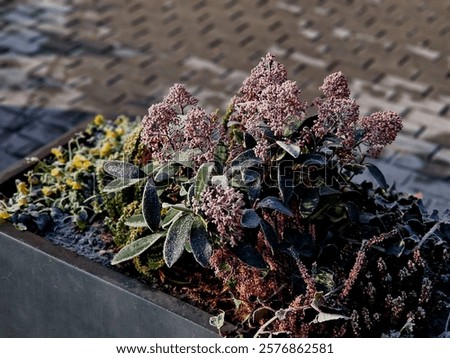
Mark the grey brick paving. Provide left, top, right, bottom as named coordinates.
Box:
left=0, top=0, right=449, bottom=213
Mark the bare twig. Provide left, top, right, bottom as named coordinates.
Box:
left=414, top=212, right=450, bottom=251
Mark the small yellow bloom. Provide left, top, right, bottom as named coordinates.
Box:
left=66, top=178, right=82, bottom=190
left=18, top=197, right=28, bottom=207
left=51, top=148, right=63, bottom=158
left=42, top=186, right=55, bottom=196
left=89, top=148, right=100, bottom=156
left=0, top=211, right=11, bottom=219
left=16, top=181, right=29, bottom=195
left=93, top=114, right=105, bottom=126
left=72, top=154, right=92, bottom=170
left=105, top=129, right=117, bottom=139
left=51, top=167, right=62, bottom=177
left=51, top=147, right=66, bottom=163
left=115, top=127, right=125, bottom=136
left=100, top=142, right=112, bottom=158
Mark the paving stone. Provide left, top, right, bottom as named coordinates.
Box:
left=0, top=0, right=449, bottom=208
left=1, top=132, right=43, bottom=158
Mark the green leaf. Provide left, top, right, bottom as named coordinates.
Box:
left=276, top=140, right=301, bottom=158
left=190, top=217, right=212, bottom=267
left=298, top=154, right=326, bottom=166
left=125, top=214, right=147, bottom=227
left=142, top=179, right=161, bottom=231
left=209, top=311, right=225, bottom=330
left=195, top=162, right=215, bottom=200
left=172, top=149, right=200, bottom=168
left=164, top=215, right=194, bottom=267
left=366, top=163, right=388, bottom=189
left=278, top=160, right=294, bottom=203
left=162, top=203, right=194, bottom=213
left=211, top=175, right=229, bottom=189
left=103, top=161, right=145, bottom=179
left=161, top=208, right=182, bottom=229
left=260, top=219, right=278, bottom=250
left=231, top=243, right=267, bottom=269
left=111, top=233, right=164, bottom=265
left=299, top=188, right=320, bottom=218
left=241, top=209, right=260, bottom=228
left=241, top=169, right=259, bottom=185
left=257, top=196, right=294, bottom=217
left=312, top=312, right=350, bottom=324
left=103, top=178, right=142, bottom=193
left=154, top=163, right=177, bottom=183
left=230, top=149, right=259, bottom=167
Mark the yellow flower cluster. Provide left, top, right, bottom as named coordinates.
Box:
left=66, top=178, right=82, bottom=190
left=71, top=154, right=92, bottom=170
left=51, top=147, right=66, bottom=163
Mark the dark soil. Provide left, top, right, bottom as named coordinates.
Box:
left=44, top=210, right=115, bottom=267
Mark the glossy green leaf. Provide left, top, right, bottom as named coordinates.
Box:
left=164, top=215, right=194, bottom=267
left=260, top=219, right=278, bottom=250
left=190, top=217, right=212, bottom=267
left=111, top=233, right=164, bottom=265
left=232, top=243, right=267, bottom=269
left=257, top=196, right=294, bottom=217
left=241, top=169, right=259, bottom=185
left=276, top=140, right=301, bottom=158
left=298, top=154, right=326, bottom=166
left=241, top=209, right=260, bottom=228
left=230, top=149, right=258, bottom=167
left=278, top=160, right=294, bottom=203
left=366, top=163, right=388, bottom=189
left=299, top=188, right=320, bottom=218
left=142, top=179, right=161, bottom=231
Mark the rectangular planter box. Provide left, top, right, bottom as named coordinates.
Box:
left=0, top=120, right=221, bottom=338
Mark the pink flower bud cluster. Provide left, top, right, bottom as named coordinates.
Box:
left=140, top=84, right=220, bottom=166
left=193, top=185, right=245, bottom=246
left=357, top=111, right=403, bottom=158
left=233, top=53, right=306, bottom=160
left=314, top=71, right=402, bottom=160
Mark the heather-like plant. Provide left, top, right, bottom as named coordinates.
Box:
left=96, top=54, right=449, bottom=337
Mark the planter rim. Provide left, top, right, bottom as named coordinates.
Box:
left=0, top=222, right=221, bottom=337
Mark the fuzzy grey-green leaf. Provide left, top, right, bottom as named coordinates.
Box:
left=125, top=214, right=148, bottom=227
left=103, top=178, right=142, bottom=193
left=111, top=233, right=164, bottom=265
left=164, top=215, right=194, bottom=267
left=195, top=162, right=215, bottom=199
left=103, top=161, right=145, bottom=179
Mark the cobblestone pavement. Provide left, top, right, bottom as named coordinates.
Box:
left=0, top=0, right=449, bottom=212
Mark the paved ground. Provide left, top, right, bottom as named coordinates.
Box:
left=0, top=0, right=449, bottom=212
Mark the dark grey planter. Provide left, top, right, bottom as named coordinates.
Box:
left=0, top=120, right=222, bottom=338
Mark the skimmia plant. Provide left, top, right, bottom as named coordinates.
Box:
left=101, top=54, right=449, bottom=337
left=103, top=54, right=404, bottom=269
left=2, top=54, right=448, bottom=337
